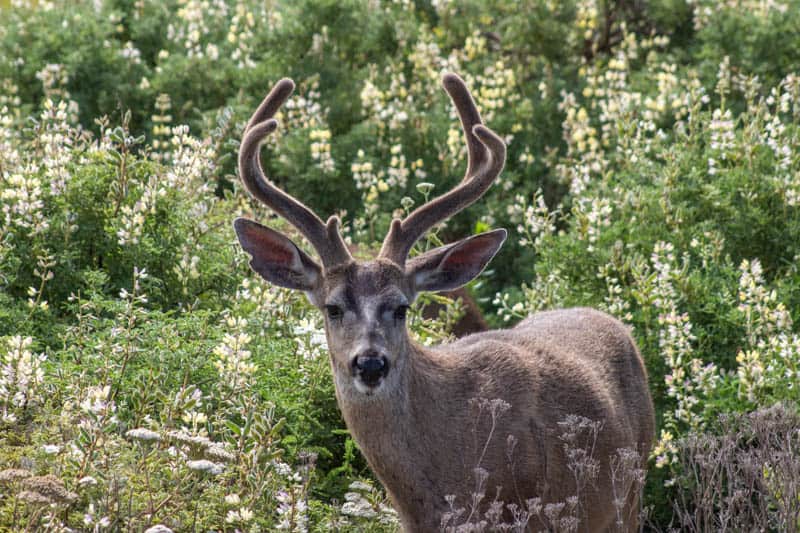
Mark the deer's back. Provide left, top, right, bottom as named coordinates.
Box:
left=431, top=307, right=654, bottom=531
left=449, top=307, right=653, bottom=445
left=527, top=307, right=650, bottom=444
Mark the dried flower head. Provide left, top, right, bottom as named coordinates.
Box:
left=78, top=476, right=98, bottom=487
left=185, top=459, right=224, bottom=475
left=126, top=427, right=162, bottom=442
left=0, top=468, right=32, bottom=484
left=204, top=444, right=235, bottom=463
left=17, top=490, right=52, bottom=505
left=167, top=430, right=211, bottom=448
left=21, top=474, right=77, bottom=503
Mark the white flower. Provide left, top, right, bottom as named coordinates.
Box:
left=126, top=428, right=161, bottom=442
left=42, top=444, right=61, bottom=454
left=225, top=507, right=254, bottom=523
left=205, top=444, right=235, bottom=462
left=144, top=526, right=174, bottom=533
left=1, top=336, right=47, bottom=413
left=186, top=459, right=224, bottom=475
left=342, top=496, right=378, bottom=518
left=166, top=430, right=211, bottom=448
left=348, top=480, right=373, bottom=492
left=80, top=385, right=113, bottom=415
left=78, top=476, right=98, bottom=486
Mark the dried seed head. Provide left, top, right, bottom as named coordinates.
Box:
left=17, top=490, right=52, bottom=505
left=204, top=444, right=235, bottom=463
left=21, top=474, right=77, bottom=504
left=544, top=502, right=565, bottom=523
left=0, top=469, right=32, bottom=484
left=186, top=459, right=224, bottom=475
left=166, top=430, right=211, bottom=448
left=126, top=428, right=162, bottom=442
left=78, top=476, right=98, bottom=486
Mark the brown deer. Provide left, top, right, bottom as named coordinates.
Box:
left=233, top=73, right=655, bottom=531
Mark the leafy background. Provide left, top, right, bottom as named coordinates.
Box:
left=1, top=0, right=799, bottom=530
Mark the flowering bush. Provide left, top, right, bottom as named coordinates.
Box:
left=1, top=0, right=799, bottom=530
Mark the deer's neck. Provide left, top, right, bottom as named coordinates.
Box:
left=335, top=343, right=462, bottom=527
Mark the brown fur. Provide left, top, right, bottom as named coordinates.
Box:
left=233, top=74, right=655, bottom=532
left=349, top=246, right=488, bottom=338
left=328, top=268, right=654, bottom=532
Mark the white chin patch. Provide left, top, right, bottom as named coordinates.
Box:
left=353, top=378, right=383, bottom=395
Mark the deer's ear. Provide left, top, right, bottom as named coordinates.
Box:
left=407, top=229, right=506, bottom=293
left=234, top=218, right=321, bottom=291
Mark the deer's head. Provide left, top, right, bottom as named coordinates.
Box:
left=234, top=74, right=506, bottom=399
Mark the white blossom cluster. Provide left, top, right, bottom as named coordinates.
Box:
left=275, top=484, right=309, bottom=532
left=38, top=100, right=76, bottom=195
left=167, top=0, right=228, bottom=59
left=1, top=165, right=48, bottom=235
left=572, top=197, right=612, bottom=253
left=0, top=336, right=46, bottom=424
left=35, top=63, right=71, bottom=104
left=506, top=189, right=558, bottom=249
left=117, top=124, right=215, bottom=246
left=556, top=95, right=603, bottom=196
left=233, top=276, right=303, bottom=336
left=278, top=80, right=337, bottom=173
left=707, top=108, right=736, bottom=175
left=735, top=259, right=796, bottom=402
left=647, top=242, right=719, bottom=469
left=688, top=0, right=788, bottom=30
left=340, top=480, right=399, bottom=524
left=213, top=316, right=256, bottom=390
left=309, top=128, right=335, bottom=173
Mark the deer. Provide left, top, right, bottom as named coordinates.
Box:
left=233, top=73, right=655, bottom=532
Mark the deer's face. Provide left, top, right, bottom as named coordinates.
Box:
left=234, top=73, right=507, bottom=400
left=235, top=218, right=506, bottom=399
left=314, top=260, right=414, bottom=396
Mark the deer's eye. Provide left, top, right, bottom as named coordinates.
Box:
left=325, top=305, right=344, bottom=320
left=393, top=305, right=409, bottom=321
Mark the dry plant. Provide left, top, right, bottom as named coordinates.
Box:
left=440, top=409, right=649, bottom=533
left=669, top=403, right=800, bottom=532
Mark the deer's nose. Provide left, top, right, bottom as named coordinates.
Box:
left=352, top=351, right=389, bottom=387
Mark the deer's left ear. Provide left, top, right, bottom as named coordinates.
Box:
left=407, top=229, right=507, bottom=293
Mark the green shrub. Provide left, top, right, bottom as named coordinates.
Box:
left=1, top=0, right=799, bottom=530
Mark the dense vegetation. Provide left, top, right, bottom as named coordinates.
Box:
left=1, top=0, right=799, bottom=530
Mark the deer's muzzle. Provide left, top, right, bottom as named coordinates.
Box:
left=352, top=352, right=389, bottom=388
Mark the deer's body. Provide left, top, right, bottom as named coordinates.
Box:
left=233, top=74, right=655, bottom=532
left=340, top=306, right=653, bottom=531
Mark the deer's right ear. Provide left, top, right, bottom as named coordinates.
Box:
left=407, top=229, right=507, bottom=293
left=234, top=218, right=321, bottom=291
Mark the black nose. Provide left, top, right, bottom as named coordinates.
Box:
left=352, top=352, right=389, bottom=387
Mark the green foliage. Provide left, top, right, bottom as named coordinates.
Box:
left=1, top=0, right=800, bottom=530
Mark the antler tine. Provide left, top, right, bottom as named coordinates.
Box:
left=378, top=73, right=506, bottom=266
left=239, top=79, right=352, bottom=269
